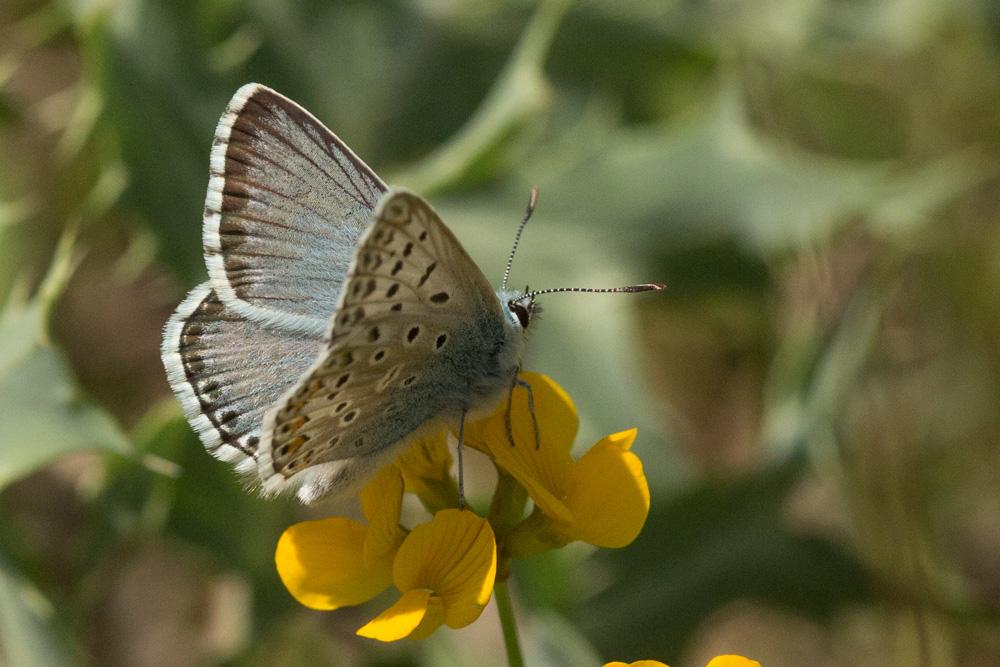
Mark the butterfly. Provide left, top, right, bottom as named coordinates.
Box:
left=161, top=83, right=662, bottom=503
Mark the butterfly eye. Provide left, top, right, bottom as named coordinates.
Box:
left=509, top=301, right=531, bottom=329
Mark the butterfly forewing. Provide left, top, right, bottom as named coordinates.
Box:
left=161, top=283, right=324, bottom=468
left=258, top=190, right=502, bottom=500
left=204, top=83, right=387, bottom=334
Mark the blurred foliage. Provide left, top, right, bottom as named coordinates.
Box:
left=2, top=0, right=1000, bottom=665
left=0, top=229, right=129, bottom=492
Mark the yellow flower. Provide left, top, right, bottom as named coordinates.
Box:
left=394, top=430, right=457, bottom=512
left=275, top=370, right=652, bottom=645
left=706, top=658, right=761, bottom=667
left=357, top=509, right=497, bottom=641
left=604, top=657, right=761, bottom=667
left=464, top=372, right=650, bottom=553
left=275, top=465, right=405, bottom=609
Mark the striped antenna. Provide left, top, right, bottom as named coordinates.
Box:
left=520, top=283, right=665, bottom=301
left=501, top=186, right=539, bottom=290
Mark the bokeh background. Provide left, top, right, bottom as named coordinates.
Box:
left=2, top=0, right=999, bottom=665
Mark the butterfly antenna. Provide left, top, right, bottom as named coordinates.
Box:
left=501, top=186, right=540, bottom=290
left=521, top=283, right=666, bottom=301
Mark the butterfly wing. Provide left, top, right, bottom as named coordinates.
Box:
left=204, top=83, right=387, bottom=335
left=258, top=189, right=512, bottom=503
left=161, top=283, right=324, bottom=469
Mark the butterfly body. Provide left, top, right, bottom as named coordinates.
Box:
left=162, top=83, right=530, bottom=502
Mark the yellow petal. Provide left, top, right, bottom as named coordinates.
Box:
left=560, top=437, right=650, bottom=548
left=603, top=662, right=669, bottom=667
left=407, top=595, right=445, bottom=640
left=464, top=371, right=578, bottom=458
left=605, top=427, right=638, bottom=451
left=487, top=438, right=574, bottom=523
left=360, top=462, right=404, bottom=524
left=465, top=373, right=578, bottom=523
left=356, top=589, right=433, bottom=642
left=276, top=518, right=391, bottom=610
left=394, top=431, right=458, bottom=511
left=705, top=656, right=761, bottom=667
left=503, top=509, right=566, bottom=558
left=392, top=509, right=497, bottom=628
left=359, top=465, right=406, bottom=565
left=395, top=430, right=452, bottom=482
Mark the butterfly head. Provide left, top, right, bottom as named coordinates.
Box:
left=501, top=289, right=542, bottom=331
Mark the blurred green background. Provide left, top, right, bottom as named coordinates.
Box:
left=2, top=0, right=999, bottom=665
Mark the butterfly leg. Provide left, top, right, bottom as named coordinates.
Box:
left=505, top=377, right=517, bottom=448
left=514, top=377, right=542, bottom=450
left=505, top=374, right=541, bottom=449
left=457, top=409, right=467, bottom=510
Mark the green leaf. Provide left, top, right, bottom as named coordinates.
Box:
left=512, top=78, right=889, bottom=257
left=395, top=0, right=570, bottom=193
left=0, top=230, right=129, bottom=490
left=0, top=296, right=45, bottom=378
left=761, top=283, right=887, bottom=461
left=0, top=231, right=72, bottom=375
left=0, top=345, right=130, bottom=490
left=0, top=554, right=74, bottom=667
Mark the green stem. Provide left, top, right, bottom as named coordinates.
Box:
left=494, top=580, right=525, bottom=667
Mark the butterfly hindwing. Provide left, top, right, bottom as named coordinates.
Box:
left=204, top=83, right=387, bottom=335
left=258, top=189, right=506, bottom=502
left=161, top=283, right=324, bottom=469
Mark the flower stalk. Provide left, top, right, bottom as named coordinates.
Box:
left=494, top=580, right=525, bottom=667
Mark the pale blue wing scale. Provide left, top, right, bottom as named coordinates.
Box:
left=203, top=83, right=387, bottom=335
left=161, top=283, right=324, bottom=470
